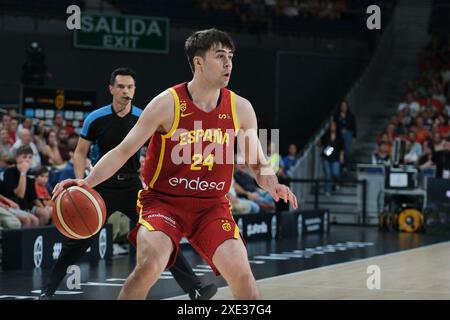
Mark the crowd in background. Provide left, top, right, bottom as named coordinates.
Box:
left=195, top=0, right=349, bottom=20
left=0, top=111, right=88, bottom=234
left=372, top=34, right=450, bottom=177
left=194, top=0, right=350, bottom=33
left=0, top=109, right=302, bottom=235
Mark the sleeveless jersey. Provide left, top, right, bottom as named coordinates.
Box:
left=142, top=82, right=239, bottom=198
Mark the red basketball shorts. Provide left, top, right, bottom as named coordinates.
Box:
left=128, top=189, right=242, bottom=275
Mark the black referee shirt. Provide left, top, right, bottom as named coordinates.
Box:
left=81, top=104, right=142, bottom=188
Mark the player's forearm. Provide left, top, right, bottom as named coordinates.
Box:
left=249, top=163, right=278, bottom=191
left=73, top=151, right=87, bottom=179
left=84, top=148, right=128, bottom=188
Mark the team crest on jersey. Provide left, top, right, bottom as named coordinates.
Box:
left=221, top=220, right=232, bottom=232
left=180, top=100, right=187, bottom=112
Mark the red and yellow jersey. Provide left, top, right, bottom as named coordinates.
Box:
left=142, top=82, right=239, bottom=198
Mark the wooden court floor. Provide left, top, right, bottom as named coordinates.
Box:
left=172, top=241, right=450, bottom=300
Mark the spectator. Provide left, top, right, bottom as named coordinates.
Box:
left=108, top=211, right=130, bottom=255
left=11, top=128, right=41, bottom=169
left=0, top=205, right=21, bottom=232
left=18, top=117, right=34, bottom=133
left=398, top=106, right=413, bottom=127
left=432, top=83, right=447, bottom=105
left=34, top=165, right=52, bottom=208
left=389, top=115, right=405, bottom=136
left=377, top=132, right=393, bottom=153
left=67, top=132, right=79, bottom=150
left=52, top=113, right=74, bottom=136
left=437, top=114, right=450, bottom=138
left=398, top=92, right=420, bottom=116
left=0, top=193, right=39, bottom=228
left=418, top=141, right=435, bottom=170
left=42, top=129, right=64, bottom=167
left=372, top=142, right=391, bottom=166
left=9, top=117, right=19, bottom=145
left=7, top=108, right=18, bottom=119
left=281, top=143, right=299, bottom=178
left=33, top=120, right=48, bottom=154
left=58, top=145, right=77, bottom=181
left=0, top=128, right=14, bottom=168
left=403, top=140, right=420, bottom=165
left=425, top=95, right=444, bottom=114
left=228, top=183, right=260, bottom=214
left=406, top=131, right=423, bottom=158
left=432, top=132, right=445, bottom=151
left=52, top=113, right=65, bottom=133
left=319, top=121, right=343, bottom=196
left=386, top=123, right=398, bottom=142
left=414, top=116, right=430, bottom=144
left=334, top=100, right=356, bottom=173
left=268, top=141, right=283, bottom=176
left=57, top=127, right=71, bottom=162
left=419, top=107, right=435, bottom=131
left=2, top=145, right=51, bottom=225
left=1, top=114, right=11, bottom=132
left=234, top=160, right=275, bottom=212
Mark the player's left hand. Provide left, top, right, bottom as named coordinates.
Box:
left=51, top=179, right=87, bottom=201
left=268, top=184, right=298, bottom=209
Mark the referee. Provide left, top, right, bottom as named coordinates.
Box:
left=40, top=68, right=217, bottom=300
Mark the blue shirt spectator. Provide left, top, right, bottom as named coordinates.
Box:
left=281, top=144, right=299, bottom=177
left=59, top=160, right=75, bottom=181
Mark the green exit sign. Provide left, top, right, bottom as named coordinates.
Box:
left=74, top=13, right=169, bottom=54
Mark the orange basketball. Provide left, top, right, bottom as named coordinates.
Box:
left=52, top=184, right=107, bottom=239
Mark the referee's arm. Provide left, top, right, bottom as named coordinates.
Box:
left=73, top=137, right=92, bottom=179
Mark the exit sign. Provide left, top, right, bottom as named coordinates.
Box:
left=74, top=13, right=169, bottom=54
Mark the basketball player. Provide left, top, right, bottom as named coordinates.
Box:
left=53, top=29, right=297, bottom=299
left=41, top=68, right=217, bottom=300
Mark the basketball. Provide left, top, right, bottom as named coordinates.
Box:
left=52, top=185, right=107, bottom=240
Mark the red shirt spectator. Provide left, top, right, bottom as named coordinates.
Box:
left=35, top=181, right=51, bottom=200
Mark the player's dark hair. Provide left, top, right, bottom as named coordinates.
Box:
left=110, top=67, right=137, bottom=85
left=15, top=145, right=33, bottom=158
left=184, top=28, right=235, bottom=73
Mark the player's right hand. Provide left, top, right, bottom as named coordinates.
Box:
left=51, top=179, right=87, bottom=201
left=268, top=184, right=298, bottom=210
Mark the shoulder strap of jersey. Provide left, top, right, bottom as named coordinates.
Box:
left=229, top=90, right=239, bottom=134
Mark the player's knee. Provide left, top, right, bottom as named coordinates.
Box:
left=134, top=258, right=162, bottom=281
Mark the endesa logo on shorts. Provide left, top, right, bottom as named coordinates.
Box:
left=168, top=177, right=226, bottom=191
